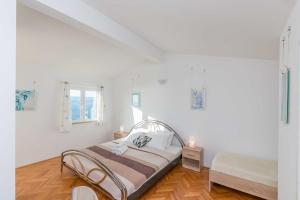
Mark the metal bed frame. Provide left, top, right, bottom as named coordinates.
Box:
left=61, top=120, right=185, bottom=200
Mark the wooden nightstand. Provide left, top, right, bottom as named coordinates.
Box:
left=182, top=146, right=203, bottom=172
left=113, top=131, right=129, bottom=140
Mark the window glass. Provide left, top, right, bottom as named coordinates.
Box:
left=85, top=90, right=97, bottom=120
left=70, top=89, right=81, bottom=121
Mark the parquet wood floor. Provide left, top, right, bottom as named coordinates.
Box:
left=16, top=157, right=262, bottom=200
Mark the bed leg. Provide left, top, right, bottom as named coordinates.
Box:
left=209, top=181, right=213, bottom=192
left=60, top=156, right=64, bottom=174
left=60, top=163, right=63, bottom=174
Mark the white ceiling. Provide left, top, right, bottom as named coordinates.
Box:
left=82, top=0, right=295, bottom=60
left=17, top=5, right=146, bottom=80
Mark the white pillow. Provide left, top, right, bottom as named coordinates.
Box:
left=146, top=131, right=174, bottom=151
left=166, top=131, right=174, bottom=147
left=125, top=131, right=145, bottom=143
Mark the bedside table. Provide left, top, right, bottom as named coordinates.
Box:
left=113, top=131, right=129, bottom=140
left=182, top=146, right=203, bottom=172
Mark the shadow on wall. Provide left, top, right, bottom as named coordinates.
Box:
left=131, top=106, right=157, bottom=124
left=132, top=106, right=143, bottom=124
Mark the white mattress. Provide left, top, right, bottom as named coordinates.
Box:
left=211, top=152, right=277, bottom=188
left=64, top=143, right=182, bottom=200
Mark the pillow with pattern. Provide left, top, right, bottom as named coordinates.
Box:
left=132, top=135, right=152, bottom=148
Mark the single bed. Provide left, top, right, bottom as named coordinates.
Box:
left=61, top=120, right=185, bottom=200
left=209, top=152, right=277, bottom=200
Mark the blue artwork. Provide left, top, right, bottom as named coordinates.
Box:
left=16, top=90, right=36, bottom=111
left=281, top=68, right=290, bottom=124
left=191, top=88, right=206, bottom=110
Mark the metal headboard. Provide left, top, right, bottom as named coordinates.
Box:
left=128, top=120, right=185, bottom=147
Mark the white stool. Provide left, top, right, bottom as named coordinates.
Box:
left=71, top=186, right=99, bottom=200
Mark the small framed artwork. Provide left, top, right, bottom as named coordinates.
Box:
left=281, top=68, right=290, bottom=124
left=16, top=90, right=37, bottom=111
left=191, top=88, right=206, bottom=110
left=132, top=92, right=141, bottom=108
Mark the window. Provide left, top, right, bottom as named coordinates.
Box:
left=70, top=87, right=99, bottom=123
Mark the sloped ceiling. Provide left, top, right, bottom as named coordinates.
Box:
left=82, top=0, right=296, bottom=60
left=17, top=5, right=146, bottom=80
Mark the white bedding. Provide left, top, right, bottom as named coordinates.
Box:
left=211, top=152, right=277, bottom=187
left=64, top=142, right=182, bottom=199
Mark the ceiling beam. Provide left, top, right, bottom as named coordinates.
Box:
left=19, top=0, right=164, bottom=62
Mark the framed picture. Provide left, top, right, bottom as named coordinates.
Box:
left=191, top=88, right=206, bottom=110
left=16, top=90, right=37, bottom=111
left=132, top=92, right=141, bottom=108
left=281, top=68, right=290, bottom=124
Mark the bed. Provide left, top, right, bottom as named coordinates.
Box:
left=61, top=120, right=185, bottom=200
left=209, top=152, right=277, bottom=200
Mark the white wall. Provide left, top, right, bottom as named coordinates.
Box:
left=112, top=54, right=278, bottom=166
left=0, top=0, right=16, bottom=199
left=16, top=66, right=114, bottom=167
left=16, top=5, right=122, bottom=167
left=278, top=1, right=300, bottom=200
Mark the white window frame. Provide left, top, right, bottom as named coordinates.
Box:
left=70, top=85, right=99, bottom=124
